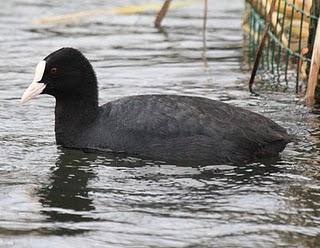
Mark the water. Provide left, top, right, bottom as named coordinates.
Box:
left=1, top=0, right=320, bottom=247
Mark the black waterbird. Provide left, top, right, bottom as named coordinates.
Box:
left=21, top=48, right=291, bottom=165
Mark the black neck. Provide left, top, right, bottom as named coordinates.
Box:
left=54, top=94, right=98, bottom=147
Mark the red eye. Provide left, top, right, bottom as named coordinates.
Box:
left=50, top=67, right=57, bottom=74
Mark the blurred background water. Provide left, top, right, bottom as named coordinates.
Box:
left=0, top=0, right=320, bottom=247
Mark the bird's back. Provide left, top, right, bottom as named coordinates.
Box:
left=86, top=95, right=290, bottom=164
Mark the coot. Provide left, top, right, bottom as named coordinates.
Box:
left=21, top=48, right=291, bottom=165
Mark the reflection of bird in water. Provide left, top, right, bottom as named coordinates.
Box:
left=38, top=149, right=98, bottom=226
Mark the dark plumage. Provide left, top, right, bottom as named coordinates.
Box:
left=21, top=48, right=291, bottom=165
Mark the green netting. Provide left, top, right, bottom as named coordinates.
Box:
left=245, top=0, right=319, bottom=92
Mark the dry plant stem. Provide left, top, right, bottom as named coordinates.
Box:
left=202, top=0, right=208, bottom=66
left=306, top=15, right=320, bottom=106
left=155, top=0, right=172, bottom=28
left=249, top=0, right=277, bottom=94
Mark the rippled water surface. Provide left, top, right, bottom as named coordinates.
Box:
left=1, top=0, right=320, bottom=247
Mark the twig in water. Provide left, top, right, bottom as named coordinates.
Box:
left=306, top=13, right=320, bottom=106
left=155, top=0, right=172, bottom=28
left=248, top=0, right=277, bottom=95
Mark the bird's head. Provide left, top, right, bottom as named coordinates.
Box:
left=21, top=47, right=97, bottom=103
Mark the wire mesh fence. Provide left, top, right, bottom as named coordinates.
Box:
left=244, top=0, right=319, bottom=93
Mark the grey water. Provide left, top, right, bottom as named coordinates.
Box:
left=0, top=0, right=320, bottom=247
